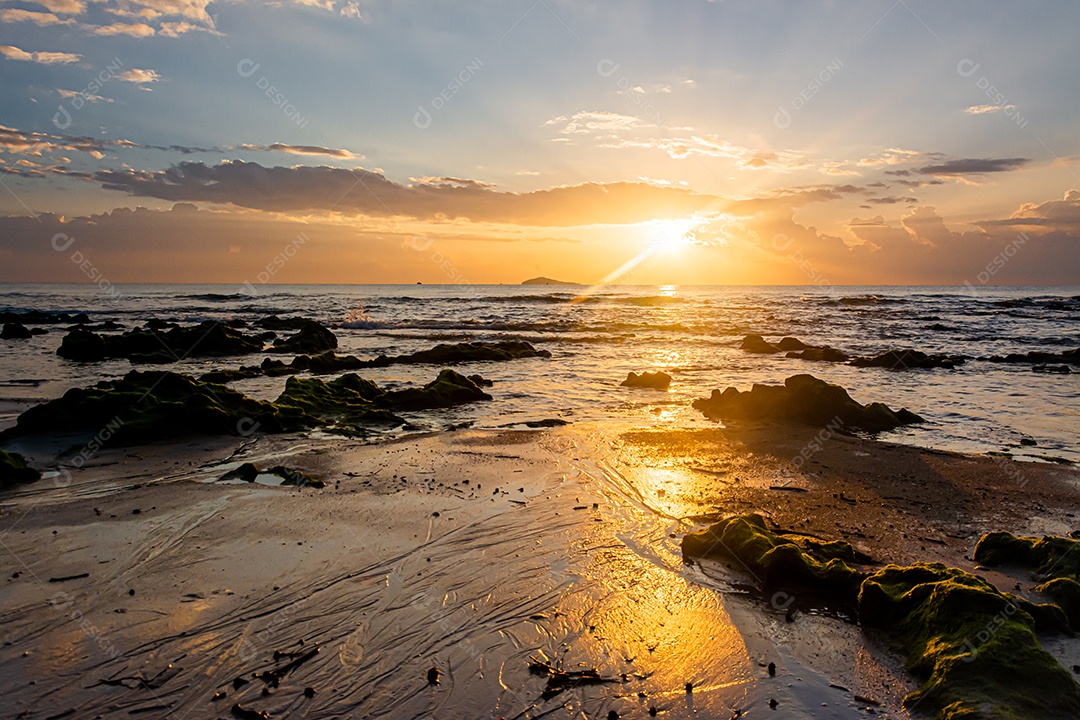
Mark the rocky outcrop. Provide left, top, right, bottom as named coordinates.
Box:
left=270, top=321, right=338, bottom=354
left=1, top=323, right=32, bottom=340
left=987, top=348, right=1080, bottom=366
left=691, top=374, right=923, bottom=432
left=57, top=321, right=264, bottom=363
left=740, top=334, right=782, bottom=354
left=681, top=514, right=1080, bottom=720
left=620, top=371, right=672, bottom=390
left=850, top=349, right=965, bottom=370
left=0, top=450, right=40, bottom=487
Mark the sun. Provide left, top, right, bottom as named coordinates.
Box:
left=649, top=218, right=698, bottom=254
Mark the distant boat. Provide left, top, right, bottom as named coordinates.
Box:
left=521, top=276, right=578, bottom=285
left=416, top=281, right=423, bottom=284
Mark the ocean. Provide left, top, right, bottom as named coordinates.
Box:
left=0, top=283, right=1077, bottom=463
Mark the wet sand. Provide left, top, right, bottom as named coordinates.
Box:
left=1, top=424, right=1077, bottom=719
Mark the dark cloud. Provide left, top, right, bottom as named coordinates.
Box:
left=867, top=196, right=916, bottom=205
left=91, top=160, right=721, bottom=226
left=917, top=157, right=1029, bottom=176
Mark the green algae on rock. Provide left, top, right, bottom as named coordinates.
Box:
left=682, top=514, right=1080, bottom=720
left=270, top=321, right=338, bottom=354
left=859, top=562, right=1080, bottom=719
left=381, top=369, right=493, bottom=410
left=57, top=322, right=264, bottom=363
left=681, top=513, right=869, bottom=609
left=273, top=374, right=402, bottom=427
left=691, top=374, right=923, bottom=432
left=973, top=531, right=1080, bottom=580
left=0, top=449, right=40, bottom=487
left=1, top=371, right=312, bottom=445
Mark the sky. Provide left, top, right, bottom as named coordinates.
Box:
left=0, top=0, right=1078, bottom=286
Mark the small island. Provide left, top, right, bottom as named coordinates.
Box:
left=521, top=276, right=579, bottom=285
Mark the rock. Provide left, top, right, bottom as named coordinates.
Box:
left=777, top=337, right=807, bottom=351
left=57, top=321, right=264, bottom=363
left=0, top=310, right=87, bottom=325
left=691, top=374, right=923, bottom=432
left=786, top=347, right=849, bottom=362
left=849, top=349, right=964, bottom=370
left=1033, top=364, right=1071, bottom=374
left=57, top=327, right=108, bottom=361
left=740, top=334, right=781, bottom=354
left=382, top=369, right=493, bottom=410
left=988, top=348, right=1080, bottom=366
left=220, top=463, right=259, bottom=483
left=1035, top=578, right=1080, bottom=632
left=2, top=371, right=312, bottom=446
left=370, top=340, right=551, bottom=365
left=683, top=515, right=1080, bottom=719
left=973, top=531, right=1080, bottom=579
left=522, top=418, right=569, bottom=428
left=1, top=323, right=32, bottom=340
left=257, top=315, right=312, bottom=331
left=267, top=465, right=325, bottom=488
left=271, top=321, right=338, bottom=354
left=273, top=374, right=402, bottom=426
left=620, top=371, right=671, bottom=390
left=0, top=450, right=40, bottom=487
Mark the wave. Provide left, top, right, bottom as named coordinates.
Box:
left=822, top=295, right=906, bottom=306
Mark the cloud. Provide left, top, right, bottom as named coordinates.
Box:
left=89, top=160, right=722, bottom=226
left=917, top=158, right=1029, bottom=176
left=0, top=44, right=81, bottom=64
left=58, top=88, right=112, bottom=103
left=238, top=142, right=359, bottom=159
left=0, top=8, right=73, bottom=25
left=867, top=195, right=916, bottom=205
left=91, top=22, right=157, bottom=37
left=965, top=104, right=1017, bottom=115
left=0, top=125, right=215, bottom=159
left=29, top=0, right=86, bottom=13
left=116, top=68, right=161, bottom=83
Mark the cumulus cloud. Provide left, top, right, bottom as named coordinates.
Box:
left=0, top=8, right=72, bottom=25
left=91, top=22, right=156, bottom=37
left=116, top=68, right=161, bottom=83
left=0, top=44, right=81, bottom=64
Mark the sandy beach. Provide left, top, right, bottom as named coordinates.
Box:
left=3, top=421, right=1078, bottom=719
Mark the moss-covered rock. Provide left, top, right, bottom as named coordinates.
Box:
left=382, top=369, right=493, bottom=410
left=0, top=450, right=40, bottom=487
left=57, top=321, right=264, bottom=363
left=691, top=374, right=923, bottom=432
left=973, top=531, right=1080, bottom=580
left=860, top=563, right=1080, bottom=719
left=682, top=515, right=1080, bottom=720
left=274, top=374, right=401, bottom=426
left=681, top=513, right=867, bottom=608
left=1, top=371, right=312, bottom=445
left=270, top=321, right=338, bottom=354
left=1035, top=578, right=1080, bottom=632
